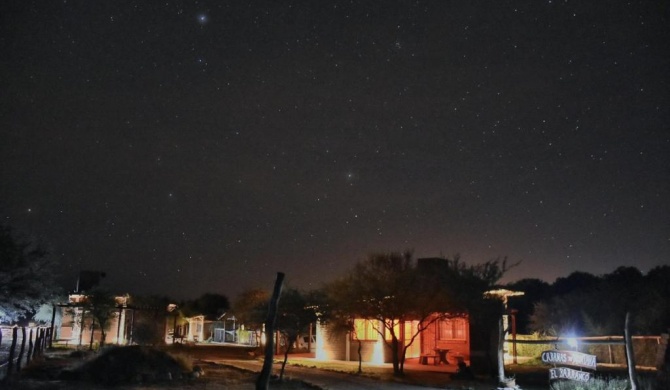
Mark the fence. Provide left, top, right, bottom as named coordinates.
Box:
left=507, top=334, right=668, bottom=369
left=0, top=325, right=53, bottom=381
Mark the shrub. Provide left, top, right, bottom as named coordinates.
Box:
left=77, top=345, right=188, bottom=385
left=549, top=377, right=628, bottom=390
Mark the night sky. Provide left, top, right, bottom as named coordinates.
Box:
left=2, top=1, right=668, bottom=299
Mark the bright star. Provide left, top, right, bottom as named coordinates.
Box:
left=197, top=14, right=208, bottom=25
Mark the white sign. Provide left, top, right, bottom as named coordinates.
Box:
left=541, top=350, right=597, bottom=370
left=549, top=367, right=591, bottom=382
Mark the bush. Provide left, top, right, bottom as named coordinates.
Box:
left=549, top=376, right=657, bottom=390
left=549, top=377, right=628, bottom=390
left=77, top=345, right=189, bottom=385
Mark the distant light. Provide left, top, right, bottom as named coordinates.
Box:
left=567, top=338, right=578, bottom=349
left=197, top=14, right=208, bottom=24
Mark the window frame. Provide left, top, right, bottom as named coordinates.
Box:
left=438, top=317, right=467, bottom=341
left=352, top=319, right=380, bottom=341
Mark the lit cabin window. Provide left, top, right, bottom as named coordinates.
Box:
left=438, top=318, right=466, bottom=340
left=353, top=319, right=379, bottom=341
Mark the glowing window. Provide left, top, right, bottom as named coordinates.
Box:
left=353, top=319, right=379, bottom=341
left=438, top=318, right=467, bottom=340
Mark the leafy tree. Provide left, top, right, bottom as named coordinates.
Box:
left=274, top=288, right=317, bottom=381
left=181, top=293, right=230, bottom=319
left=530, top=294, right=586, bottom=336
left=320, top=277, right=366, bottom=373
left=552, top=271, right=601, bottom=296
left=233, top=288, right=271, bottom=345
left=83, top=289, right=118, bottom=349
left=131, top=295, right=172, bottom=345
left=505, top=278, right=552, bottom=333
left=323, top=251, right=513, bottom=376
left=638, top=265, right=670, bottom=333
left=529, top=266, right=670, bottom=336
left=233, top=287, right=317, bottom=380
left=0, top=225, right=61, bottom=323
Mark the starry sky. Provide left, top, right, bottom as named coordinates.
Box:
left=1, top=1, right=668, bottom=299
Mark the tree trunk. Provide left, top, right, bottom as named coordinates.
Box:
left=89, top=323, right=95, bottom=351
left=116, top=307, right=123, bottom=345
left=256, top=272, right=285, bottom=390
left=279, top=336, right=293, bottom=381
left=357, top=339, right=362, bottom=374
left=391, top=338, right=402, bottom=375
left=625, top=312, right=639, bottom=390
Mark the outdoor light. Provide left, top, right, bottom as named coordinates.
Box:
left=371, top=338, right=385, bottom=365
left=566, top=335, right=578, bottom=349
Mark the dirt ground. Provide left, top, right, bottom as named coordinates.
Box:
left=4, top=346, right=315, bottom=390
left=4, top=344, right=662, bottom=390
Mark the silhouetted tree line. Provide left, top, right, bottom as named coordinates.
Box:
left=506, top=266, right=670, bottom=336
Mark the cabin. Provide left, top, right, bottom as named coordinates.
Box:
left=315, top=257, right=473, bottom=364
left=57, top=293, right=131, bottom=347
left=315, top=315, right=470, bottom=364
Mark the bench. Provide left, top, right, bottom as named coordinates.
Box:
left=419, top=355, right=439, bottom=365
left=54, top=338, right=75, bottom=347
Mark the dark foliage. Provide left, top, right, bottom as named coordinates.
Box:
left=181, top=292, right=230, bottom=320
left=74, top=346, right=187, bottom=385
left=0, top=225, right=61, bottom=323
left=523, top=266, right=670, bottom=336
left=505, top=278, right=552, bottom=333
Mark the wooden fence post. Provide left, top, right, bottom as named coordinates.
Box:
left=35, top=328, right=42, bottom=356
left=40, top=328, right=47, bottom=354
left=16, top=327, right=27, bottom=372
left=657, top=333, right=669, bottom=386
left=256, top=272, right=285, bottom=390
left=27, top=328, right=34, bottom=364
left=6, top=327, right=18, bottom=379
left=49, top=305, right=56, bottom=348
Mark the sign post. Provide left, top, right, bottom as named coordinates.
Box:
left=542, top=349, right=597, bottom=385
